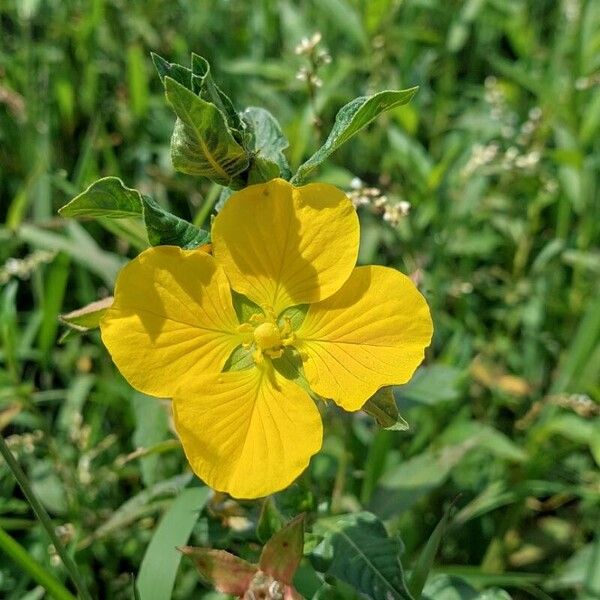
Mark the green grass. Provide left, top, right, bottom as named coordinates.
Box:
left=1, top=0, right=599, bottom=598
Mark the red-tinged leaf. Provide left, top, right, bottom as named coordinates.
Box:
left=259, top=514, right=304, bottom=584
left=179, top=546, right=257, bottom=595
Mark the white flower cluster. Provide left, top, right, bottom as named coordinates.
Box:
left=575, top=72, right=600, bottom=91
left=5, top=429, right=43, bottom=454
left=348, top=177, right=410, bottom=226
left=294, top=31, right=331, bottom=90
left=0, top=250, right=56, bottom=284
left=461, top=77, right=554, bottom=189
left=296, top=67, right=322, bottom=88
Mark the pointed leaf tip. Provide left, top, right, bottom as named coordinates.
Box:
left=180, top=546, right=257, bottom=595
left=259, top=514, right=305, bottom=585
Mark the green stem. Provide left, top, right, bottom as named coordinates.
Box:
left=0, top=434, right=93, bottom=600
left=193, top=182, right=221, bottom=228
left=0, top=524, right=77, bottom=600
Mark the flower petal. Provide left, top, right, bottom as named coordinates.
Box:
left=173, top=366, right=323, bottom=499
left=212, top=178, right=359, bottom=315
left=100, top=246, right=241, bottom=398
left=295, top=266, right=433, bottom=411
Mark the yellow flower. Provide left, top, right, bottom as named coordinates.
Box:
left=100, top=179, right=433, bottom=498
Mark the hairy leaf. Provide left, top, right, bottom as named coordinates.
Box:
left=164, top=77, right=248, bottom=185
left=142, top=195, right=210, bottom=248
left=58, top=177, right=210, bottom=249
left=292, top=87, right=418, bottom=183
left=151, top=52, right=193, bottom=90
left=191, top=53, right=242, bottom=133
left=242, top=107, right=291, bottom=183
left=58, top=177, right=143, bottom=218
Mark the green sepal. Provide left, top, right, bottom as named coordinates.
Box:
left=231, top=290, right=262, bottom=323
left=277, top=304, right=308, bottom=331
left=292, top=87, right=419, bottom=184
left=164, top=77, right=249, bottom=186
left=363, top=387, right=409, bottom=431
left=272, top=347, right=321, bottom=402
left=222, top=345, right=254, bottom=372
left=58, top=296, right=113, bottom=342
left=241, top=107, right=291, bottom=183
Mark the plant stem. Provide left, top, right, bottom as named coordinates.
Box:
left=193, top=182, right=221, bottom=228
left=0, top=524, right=77, bottom=600
left=0, top=434, right=93, bottom=600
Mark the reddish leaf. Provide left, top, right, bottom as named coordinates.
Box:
left=179, top=546, right=257, bottom=595
left=259, top=514, right=304, bottom=584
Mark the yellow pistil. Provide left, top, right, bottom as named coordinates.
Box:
left=237, top=310, right=298, bottom=364
left=253, top=322, right=281, bottom=351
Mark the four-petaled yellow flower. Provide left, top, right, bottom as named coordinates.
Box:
left=100, top=179, right=433, bottom=498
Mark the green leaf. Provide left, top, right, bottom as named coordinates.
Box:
left=257, top=497, right=284, bottom=544
left=58, top=176, right=143, bottom=218
left=422, top=575, right=511, bottom=600
left=408, top=509, right=452, bottom=599
left=0, top=525, right=77, bottom=600
left=164, top=77, right=249, bottom=186
left=142, top=194, right=210, bottom=248
left=397, top=365, right=463, bottom=406
left=78, top=474, right=193, bottom=548
left=369, top=442, right=475, bottom=519
left=363, top=387, right=409, bottom=431
left=242, top=107, right=291, bottom=183
left=311, top=512, right=414, bottom=600
left=151, top=52, right=193, bottom=90
left=131, top=393, right=169, bottom=487
left=59, top=296, right=113, bottom=335
left=191, top=53, right=242, bottom=134
left=292, top=87, right=418, bottom=183
left=137, top=486, right=210, bottom=600
left=58, top=177, right=210, bottom=249
left=38, top=252, right=70, bottom=360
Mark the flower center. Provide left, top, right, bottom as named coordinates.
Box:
left=253, top=322, right=282, bottom=351
left=237, top=309, right=295, bottom=364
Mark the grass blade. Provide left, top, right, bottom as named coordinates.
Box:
left=408, top=507, right=452, bottom=599
left=0, top=525, right=76, bottom=600
left=136, top=486, right=211, bottom=600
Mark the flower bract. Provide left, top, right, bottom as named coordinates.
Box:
left=100, top=178, right=433, bottom=498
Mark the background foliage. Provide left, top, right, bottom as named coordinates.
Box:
left=1, top=0, right=599, bottom=599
